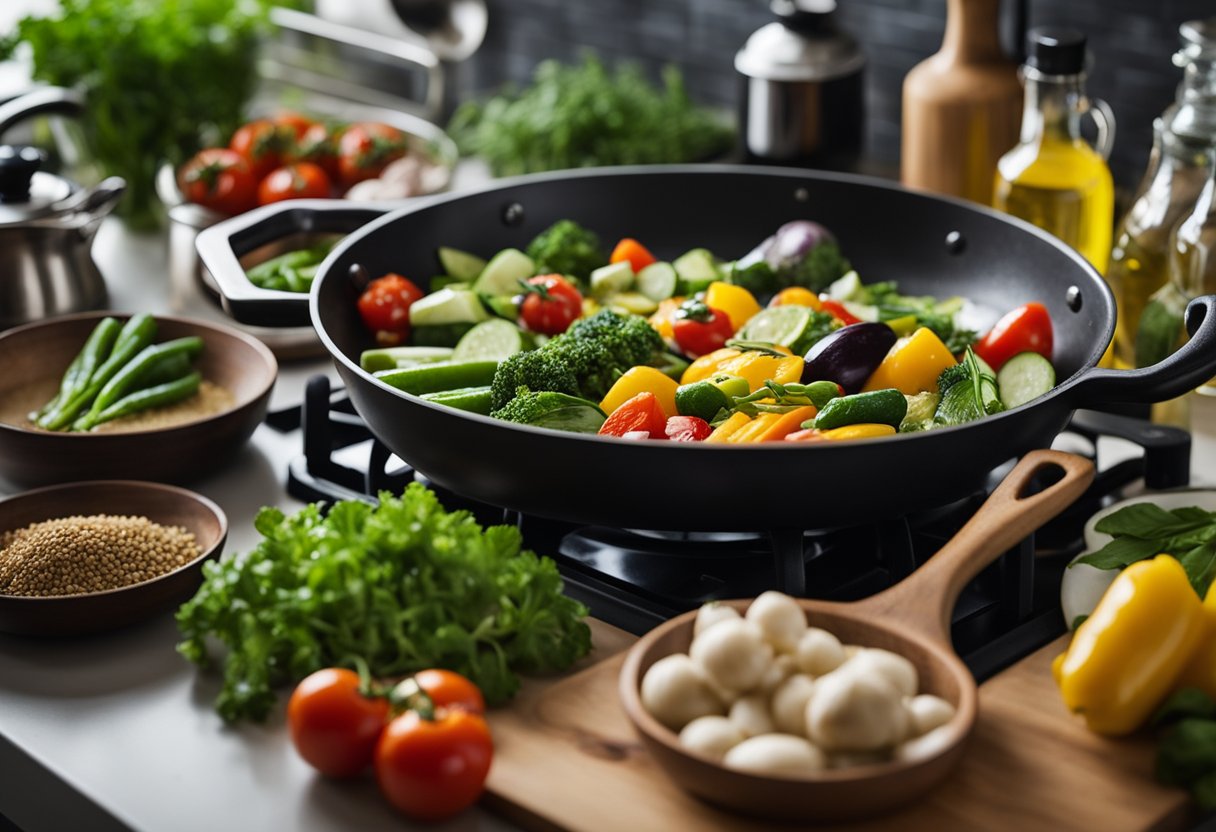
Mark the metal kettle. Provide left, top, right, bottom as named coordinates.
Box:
left=736, top=0, right=866, bottom=169
left=0, top=88, right=125, bottom=330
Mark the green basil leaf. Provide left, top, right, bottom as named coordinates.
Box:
left=1094, top=503, right=1210, bottom=539
left=1074, top=536, right=1167, bottom=571
left=1157, top=719, right=1216, bottom=787
left=1179, top=541, right=1216, bottom=596
left=1192, top=770, right=1216, bottom=811
left=1152, top=688, right=1216, bottom=728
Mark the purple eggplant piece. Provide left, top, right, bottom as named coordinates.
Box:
left=738, top=220, right=835, bottom=273
left=802, top=322, right=897, bottom=394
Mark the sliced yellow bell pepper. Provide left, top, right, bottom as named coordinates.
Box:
left=680, top=347, right=801, bottom=393
left=769, top=287, right=822, bottom=310
left=705, top=411, right=752, bottom=443
left=861, top=327, right=957, bottom=395
left=755, top=406, right=818, bottom=442
left=728, top=412, right=781, bottom=443
left=1055, top=555, right=1206, bottom=736
left=704, top=282, right=762, bottom=331
left=784, top=423, right=896, bottom=442
left=1173, top=580, right=1216, bottom=699
left=647, top=296, right=686, bottom=341
left=599, top=366, right=679, bottom=418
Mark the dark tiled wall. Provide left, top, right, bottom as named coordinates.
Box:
left=456, top=0, right=1215, bottom=193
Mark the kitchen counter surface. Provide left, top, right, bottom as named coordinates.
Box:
left=1, top=206, right=1216, bottom=832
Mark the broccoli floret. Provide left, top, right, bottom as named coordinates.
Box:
left=786, top=241, right=852, bottom=292
left=525, top=220, right=607, bottom=282
left=569, top=310, right=665, bottom=365
left=491, top=388, right=606, bottom=434
left=490, top=350, right=580, bottom=410
left=726, top=260, right=780, bottom=296
left=934, top=348, right=1004, bottom=427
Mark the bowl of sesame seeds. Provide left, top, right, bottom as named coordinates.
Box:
left=0, top=480, right=227, bottom=636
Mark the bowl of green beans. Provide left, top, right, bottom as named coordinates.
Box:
left=0, top=312, right=277, bottom=485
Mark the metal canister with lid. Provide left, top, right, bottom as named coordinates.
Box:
left=735, top=0, right=865, bottom=169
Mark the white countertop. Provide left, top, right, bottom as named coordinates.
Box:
left=1, top=211, right=1215, bottom=832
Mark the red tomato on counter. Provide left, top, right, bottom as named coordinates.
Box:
left=375, top=707, right=493, bottom=821
left=257, top=163, right=332, bottom=206
left=287, top=668, right=390, bottom=778
left=520, top=274, right=583, bottom=335
left=229, top=119, right=290, bottom=179
left=289, top=122, right=342, bottom=180
left=404, top=669, right=486, bottom=715
left=338, top=122, right=408, bottom=187
left=357, top=273, right=426, bottom=346
left=974, top=302, right=1054, bottom=371
left=177, top=148, right=258, bottom=216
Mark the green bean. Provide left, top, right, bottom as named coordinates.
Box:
left=74, top=336, right=203, bottom=430
left=139, top=352, right=192, bottom=388
left=85, top=371, right=201, bottom=430
left=39, top=313, right=157, bottom=430
left=37, top=317, right=121, bottom=421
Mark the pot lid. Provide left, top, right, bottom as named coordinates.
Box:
left=0, top=145, right=73, bottom=225
left=735, top=0, right=866, bottom=83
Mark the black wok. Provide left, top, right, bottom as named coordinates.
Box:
left=197, top=166, right=1216, bottom=531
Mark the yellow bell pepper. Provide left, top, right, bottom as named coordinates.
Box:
left=647, top=296, right=686, bottom=341
left=705, top=411, right=752, bottom=443
left=599, top=366, right=679, bottom=418
left=1055, top=555, right=1207, bottom=736
left=704, top=282, right=762, bottom=331
left=769, top=287, right=822, bottom=310
left=680, top=347, right=802, bottom=392
left=754, top=406, right=818, bottom=442
left=1173, top=580, right=1216, bottom=699
left=729, top=412, right=781, bottom=443
left=861, top=327, right=957, bottom=395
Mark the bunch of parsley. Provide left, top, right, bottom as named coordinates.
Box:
left=177, top=484, right=592, bottom=722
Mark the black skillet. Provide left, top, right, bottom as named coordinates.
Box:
left=196, top=166, right=1216, bottom=531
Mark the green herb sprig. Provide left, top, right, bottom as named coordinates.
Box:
left=1073, top=503, right=1216, bottom=596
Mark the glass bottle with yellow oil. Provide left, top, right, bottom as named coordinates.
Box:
left=1109, top=18, right=1216, bottom=370
left=993, top=28, right=1115, bottom=274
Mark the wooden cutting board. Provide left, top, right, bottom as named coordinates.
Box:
left=484, top=623, right=1194, bottom=832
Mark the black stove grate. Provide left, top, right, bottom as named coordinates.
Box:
left=277, top=375, right=1191, bottom=680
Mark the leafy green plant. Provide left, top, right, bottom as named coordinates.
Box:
left=1074, top=503, right=1216, bottom=596
left=1, top=0, right=270, bottom=229
left=449, top=53, right=734, bottom=176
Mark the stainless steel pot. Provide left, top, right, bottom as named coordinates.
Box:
left=0, top=88, right=125, bottom=330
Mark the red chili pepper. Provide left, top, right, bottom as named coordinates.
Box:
left=819, top=299, right=862, bottom=327
left=973, top=302, right=1053, bottom=371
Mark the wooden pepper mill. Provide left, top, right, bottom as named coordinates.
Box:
left=901, top=0, right=1023, bottom=205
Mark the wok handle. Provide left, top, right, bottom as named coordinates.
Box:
left=853, top=450, right=1095, bottom=648
left=194, top=199, right=388, bottom=328
left=1063, top=295, right=1216, bottom=406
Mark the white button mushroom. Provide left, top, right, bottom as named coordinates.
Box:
left=745, top=591, right=808, bottom=653
left=689, top=618, right=773, bottom=693
left=905, top=694, right=956, bottom=737
left=722, top=734, right=826, bottom=777
left=770, top=674, right=816, bottom=736
left=694, top=602, right=742, bottom=637
left=893, top=724, right=956, bottom=764
left=840, top=648, right=919, bottom=698
left=807, top=670, right=909, bottom=752
left=678, top=715, right=745, bottom=760
left=758, top=653, right=797, bottom=694
left=795, top=627, right=846, bottom=676
left=728, top=693, right=776, bottom=738
left=640, top=653, right=724, bottom=731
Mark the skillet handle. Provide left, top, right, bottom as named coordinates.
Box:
left=195, top=199, right=388, bottom=328
left=1062, top=295, right=1216, bottom=406
left=854, top=450, right=1095, bottom=648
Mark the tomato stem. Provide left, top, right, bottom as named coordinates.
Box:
left=388, top=675, right=438, bottom=721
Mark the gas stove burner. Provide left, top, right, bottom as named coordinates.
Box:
left=280, top=374, right=1192, bottom=680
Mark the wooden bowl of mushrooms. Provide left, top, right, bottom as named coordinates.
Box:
left=619, top=450, right=1095, bottom=822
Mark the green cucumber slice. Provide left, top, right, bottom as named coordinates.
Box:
left=605, top=291, right=659, bottom=315
left=411, top=323, right=478, bottom=347
left=373, top=360, right=499, bottom=395
left=419, top=385, right=494, bottom=414
left=453, top=319, right=532, bottom=362
left=473, top=248, right=535, bottom=296
left=997, top=351, right=1056, bottom=409
left=590, top=261, right=635, bottom=297
left=636, top=262, right=678, bottom=302
left=437, top=247, right=487, bottom=282
left=409, top=288, right=489, bottom=326
left=359, top=346, right=454, bottom=372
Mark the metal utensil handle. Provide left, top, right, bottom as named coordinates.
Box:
left=1062, top=295, right=1216, bottom=406
left=853, top=449, right=1095, bottom=647
left=0, top=87, right=85, bottom=137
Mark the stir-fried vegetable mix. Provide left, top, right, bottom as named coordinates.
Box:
left=353, top=219, right=1058, bottom=442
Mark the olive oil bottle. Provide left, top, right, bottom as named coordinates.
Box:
left=993, top=28, right=1115, bottom=274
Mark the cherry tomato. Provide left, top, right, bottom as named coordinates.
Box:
left=609, top=238, right=657, bottom=273
left=671, top=299, right=734, bottom=357
left=393, top=671, right=479, bottom=715
left=375, top=708, right=493, bottom=822
left=272, top=112, right=315, bottom=141
left=229, top=119, right=289, bottom=179
left=973, top=302, right=1054, bottom=371
left=665, top=415, right=712, bottom=442
left=177, top=148, right=258, bottom=216
left=257, top=163, right=333, bottom=206
left=819, top=299, right=862, bottom=326
left=287, top=668, right=390, bottom=778
left=519, top=274, right=583, bottom=335
left=289, top=122, right=342, bottom=180
left=338, top=122, right=408, bottom=188
left=599, top=392, right=668, bottom=439
left=357, top=273, right=425, bottom=346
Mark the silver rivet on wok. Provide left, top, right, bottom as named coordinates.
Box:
left=1066, top=286, right=1083, bottom=312
left=794, top=187, right=810, bottom=202
left=502, top=202, right=525, bottom=226
left=945, top=231, right=965, bottom=254
left=348, top=263, right=371, bottom=292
